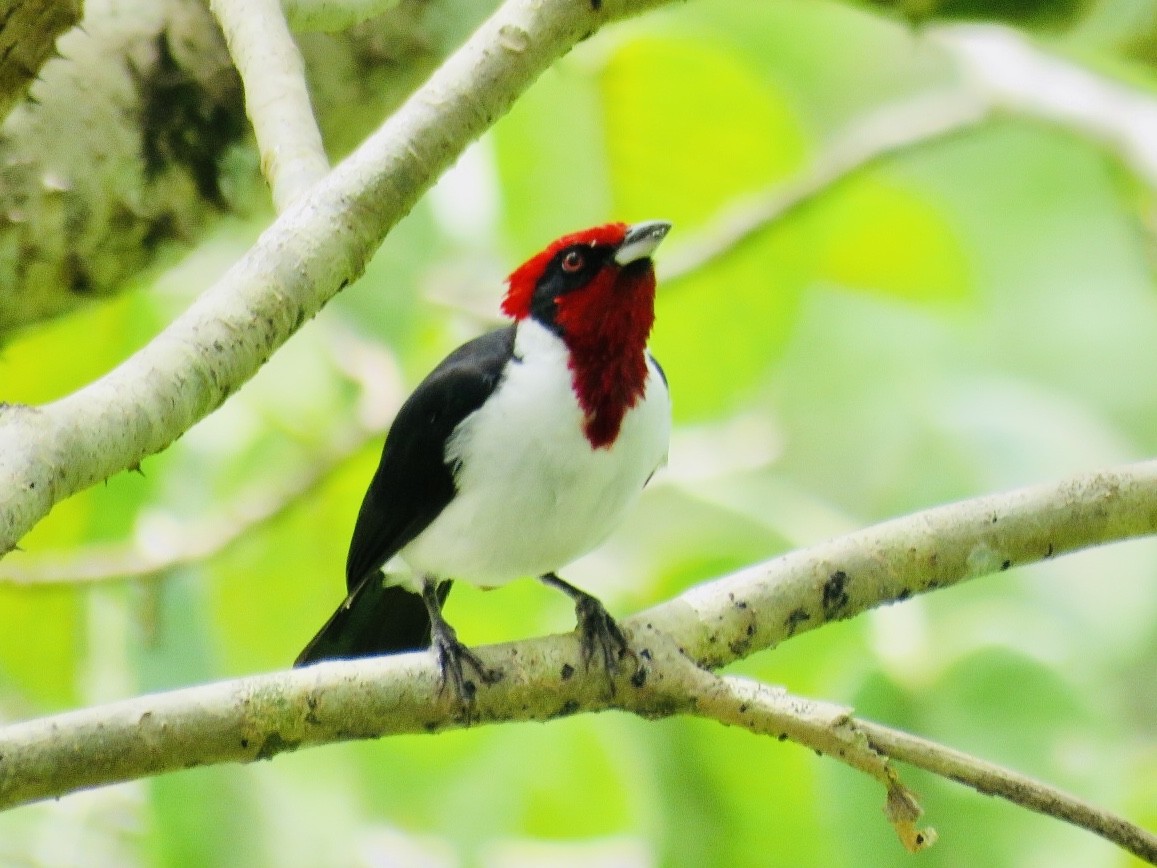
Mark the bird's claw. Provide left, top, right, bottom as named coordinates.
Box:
left=574, top=594, right=629, bottom=672
left=430, top=621, right=502, bottom=712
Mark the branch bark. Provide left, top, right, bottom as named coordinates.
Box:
left=1, top=461, right=1155, bottom=864
left=0, top=0, right=671, bottom=558
left=212, top=0, right=330, bottom=208
left=0, top=0, right=497, bottom=336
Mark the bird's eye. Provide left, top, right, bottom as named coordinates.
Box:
left=561, top=250, right=585, bottom=273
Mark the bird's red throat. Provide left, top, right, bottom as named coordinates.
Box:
left=554, top=265, right=656, bottom=450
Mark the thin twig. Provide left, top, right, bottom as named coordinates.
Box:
left=628, top=637, right=937, bottom=853
left=658, top=89, right=992, bottom=283
left=859, top=720, right=1157, bottom=863
left=660, top=26, right=1157, bottom=284
left=211, top=0, right=330, bottom=208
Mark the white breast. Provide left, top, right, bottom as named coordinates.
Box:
left=396, top=319, right=670, bottom=589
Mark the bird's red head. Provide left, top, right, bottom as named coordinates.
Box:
left=502, top=221, right=671, bottom=449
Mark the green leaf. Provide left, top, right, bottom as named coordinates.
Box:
left=598, top=35, right=808, bottom=228
left=808, top=175, right=972, bottom=303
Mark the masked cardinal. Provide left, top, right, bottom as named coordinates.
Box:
left=297, top=221, right=672, bottom=701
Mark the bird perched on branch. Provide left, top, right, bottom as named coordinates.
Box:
left=296, top=220, right=672, bottom=702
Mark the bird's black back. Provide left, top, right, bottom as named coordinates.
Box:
left=296, top=325, right=516, bottom=665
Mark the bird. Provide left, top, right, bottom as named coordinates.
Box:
left=295, top=220, right=672, bottom=702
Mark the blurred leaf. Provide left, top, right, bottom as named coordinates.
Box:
left=809, top=175, right=973, bottom=303
left=653, top=227, right=813, bottom=421
left=491, top=64, right=613, bottom=249
left=0, top=288, right=161, bottom=404
left=598, top=35, right=808, bottom=229
left=0, top=586, right=80, bottom=708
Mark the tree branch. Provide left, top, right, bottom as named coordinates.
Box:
left=642, top=461, right=1157, bottom=669
left=212, top=0, right=330, bottom=209
left=1, top=461, right=1156, bottom=864
left=857, top=720, right=1157, bottom=862
left=0, top=331, right=402, bottom=586
left=934, top=24, right=1157, bottom=187
left=0, top=0, right=672, bottom=559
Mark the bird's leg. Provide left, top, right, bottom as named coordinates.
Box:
left=421, top=578, right=502, bottom=706
left=540, top=572, right=632, bottom=676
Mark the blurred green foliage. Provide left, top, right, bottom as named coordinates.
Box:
left=0, top=0, right=1156, bottom=866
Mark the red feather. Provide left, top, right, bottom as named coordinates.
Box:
left=501, top=223, right=628, bottom=320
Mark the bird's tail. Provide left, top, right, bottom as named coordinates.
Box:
left=294, top=578, right=452, bottom=666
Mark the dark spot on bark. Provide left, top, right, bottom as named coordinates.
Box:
left=560, top=663, right=575, bottom=680
left=630, top=668, right=646, bottom=688
left=1046, top=543, right=1054, bottom=557
left=728, top=636, right=752, bottom=657
left=784, top=608, right=810, bottom=636
left=305, top=695, right=321, bottom=725
left=745, top=624, right=754, bottom=637
left=240, top=738, right=249, bottom=749
left=1001, top=559, right=1011, bottom=571
left=822, top=570, right=850, bottom=616
left=256, top=732, right=300, bottom=761
left=926, top=580, right=941, bottom=591
left=778, top=733, right=787, bottom=742
left=739, top=703, right=748, bottom=713
left=896, top=589, right=911, bottom=602
left=915, top=833, right=925, bottom=846
left=424, top=720, right=439, bottom=733
left=640, top=648, right=652, bottom=660
left=590, top=0, right=602, bottom=10
left=556, top=699, right=580, bottom=718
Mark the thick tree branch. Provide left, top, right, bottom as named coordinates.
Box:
left=0, top=0, right=671, bottom=559
left=1, top=461, right=1156, bottom=864
left=0, top=331, right=402, bottom=586
left=643, top=461, right=1157, bottom=669
left=212, top=0, right=330, bottom=208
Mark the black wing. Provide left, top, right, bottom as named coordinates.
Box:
left=296, top=326, right=516, bottom=666
left=344, top=324, right=517, bottom=591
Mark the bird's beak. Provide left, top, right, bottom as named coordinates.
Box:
left=614, top=220, right=671, bottom=266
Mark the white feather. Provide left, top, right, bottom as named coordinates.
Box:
left=393, top=319, right=670, bottom=590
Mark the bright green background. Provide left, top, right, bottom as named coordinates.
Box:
left=1, top=0, right=1156, bottom=865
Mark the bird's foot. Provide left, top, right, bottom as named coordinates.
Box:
left=541, top=573, right=639, bottom=691
left=572, top=592, right=631, bottom=675
left=429, top=617, right=502, bottom=709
